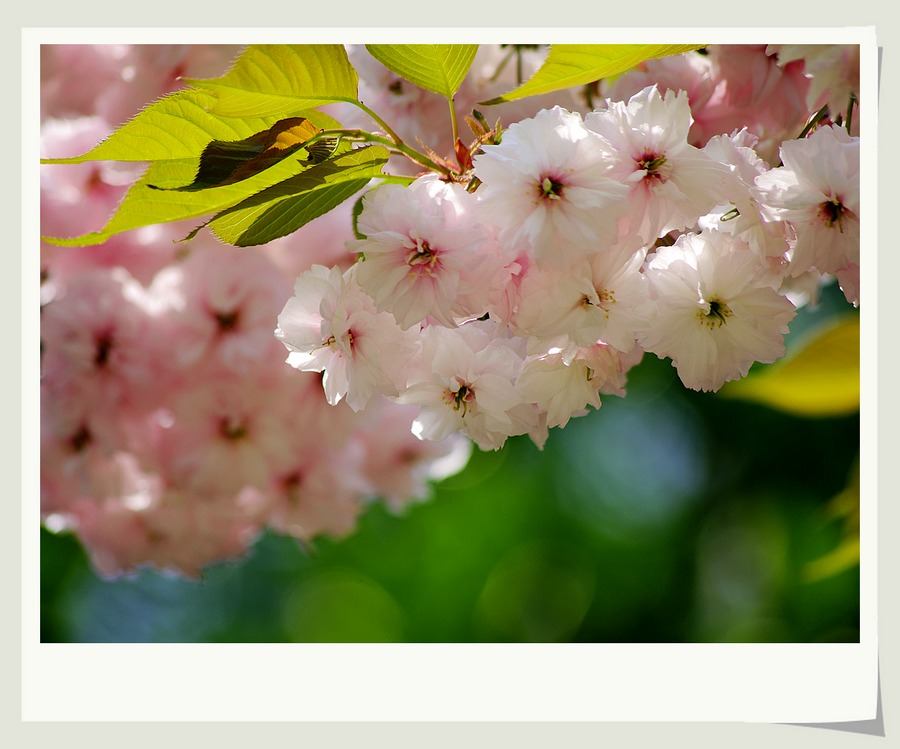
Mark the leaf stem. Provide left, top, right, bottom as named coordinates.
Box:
left=346, top=101, right=453, bottom=177
left=448, top=97, right=459, bottom=146
left=352, top=99, right=404, bottom=144
left=311, top=128, right=452, bottom=177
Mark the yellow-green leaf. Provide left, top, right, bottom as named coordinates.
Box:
left=41, top=146, right=323, bottom=247
left=200, top=145, right=390, bottom=247
left=40, top=89, right=342, bottom=166
left=150, top=117, right=329, bottom=192
left=40, top=89, right=282, bottom=164
left=480, top=44, right=705, bottom=105
left=718, top=315, right=860, bottom=417
left=365, top=44, right=478, bottom=99
left=185, top=44, right=359, bottom=118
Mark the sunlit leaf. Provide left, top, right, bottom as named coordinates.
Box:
left=42, top=148, right=321, bottom=247
left=196, top=145, right=390, bottom=247
left=365, top=44, right=478, bottom=99
left=40, top=89, right=343, bottom=168
left=480, top=44, right=705, bottom=105
left=185, top=44, right=359, bottom=118
left=40, top=89, right=282, bottom=164
left=717, top=315, right=860, bottom=417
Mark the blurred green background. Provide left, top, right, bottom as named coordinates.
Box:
left=40, top=281, right=860, bottom=644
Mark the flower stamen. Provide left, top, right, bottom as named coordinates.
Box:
left=537, top=174, right=565, bottom=201
left=405, top=238, right=440, bottom=277
left=636, top=151, right=668, bottom=183
left=818, top=198, right=847, bottom=232
left=443, top=378, right=476, bottom=416
left=698, top=297, right=733, bottom=329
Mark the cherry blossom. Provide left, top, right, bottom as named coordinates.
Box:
left=472, top=105, right=629, bottom=258
left=754, top=124, right=860, bottom=279
left=638, top=229, right=797, bottom=392
left=396, top=321, right=533, bottom=451
left=584, top=85, right=730, bottom=245
left=275, top=264, right=417, bottom=411
left=351, top=175, right=500, bottom=329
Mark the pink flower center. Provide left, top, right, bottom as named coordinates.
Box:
left=444, top=377, right=476, bottom=416
left=635, top=151, right=668, bottom=183
left=325, top=328, right=356, bottom=354
left=219, top=416, right=249, bottom=441
left=697, top=297, right=733, bottom=329
left=93, top=331, right=113, bottom=369
left=215, top=308, right=240, bottom=332
left=68, top=424, right=92, bottom=453
left=537, top=174, right=566, bottom=202
left=406, top=238, right=441, bottom=277
left=281, top=471, right=304, bottom=500
left=817, top=198, right=848, bottom=231
left=581, top=287, right=616, bottom=312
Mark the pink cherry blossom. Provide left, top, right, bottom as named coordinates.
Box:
left=754, top=124, right=860, bottom=279
left=263, top=438, right=368, bottom=542
left=41, top=266, right=172, bottom=417
left=513, top=246, right=651, bottom=352
left=584, top=85, right=730, bottom=245
left=473, top=105, right=629, bottom=258
left=275, top=264, right=417, bottom=411
left=767, top=44, right=860, bottom=133
left=149, top=375, right=304, bottom=497
left=638, top=229, right=797, bottom=392
left=701, top=45, right=812, bottom=163
left=517, top=346, right=603, bottom=430
left=600, top=49, right=720, bottom=147
left=396, top=321, right=531, bottom=451
left=351, top=175, right=501, bottom=329
left=145, top=238, right=293, bottom=377
left=699, top=129, right=793, bottom=265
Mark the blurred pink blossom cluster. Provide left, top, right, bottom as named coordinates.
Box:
left=39, top=44, right=472, bottom=578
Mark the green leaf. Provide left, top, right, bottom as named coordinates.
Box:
left=197, top=145, right=390, bottom=247
left=40, top=89, right=281, bottom=164
left=42, top=146, right=324, bottom=247
left=364, top=44, right=478, bottom=99
left=717, top=315, right=860, bottom=417
left=150, top=117, right=329, bottom=191
left=40, top=89, right=343, bottom=166
left=185, top=44, right=359, bottom=118
left=480, top=44, right=705, bottom=105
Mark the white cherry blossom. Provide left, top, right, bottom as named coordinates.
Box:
left=472, top=105, right=629, bottom=258
left=754, top=124, right=860, bottom=278
left=585, top=85, right=730, bottom=245
left=638, top=229, right=797, bottom=392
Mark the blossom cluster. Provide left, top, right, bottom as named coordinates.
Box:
left=39, top=43, right=861, bottom=577
left=277, top=61, right=861, bottom=453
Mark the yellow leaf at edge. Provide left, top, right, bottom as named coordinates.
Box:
left=718, top=315, right=860, bottom=417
